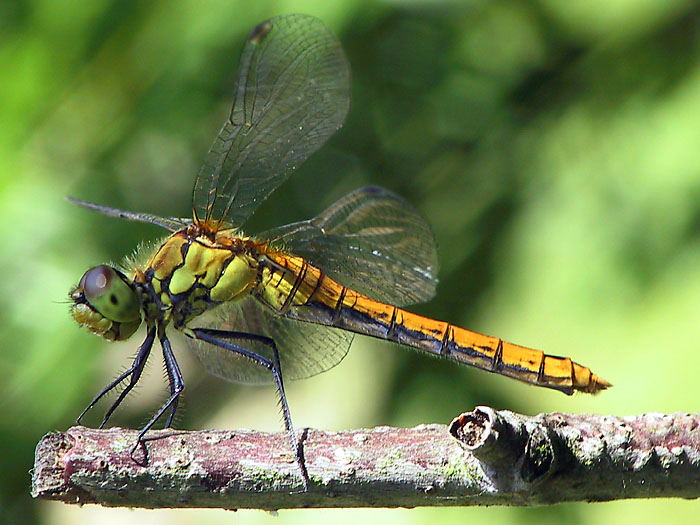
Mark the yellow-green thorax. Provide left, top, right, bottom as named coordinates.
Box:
left=140, top=229, right=259, bottom=328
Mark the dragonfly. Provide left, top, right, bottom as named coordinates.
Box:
left=69, top=14, right=610, bottom=487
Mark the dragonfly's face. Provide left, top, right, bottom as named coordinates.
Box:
left=70, top=265, right=142, bottom=341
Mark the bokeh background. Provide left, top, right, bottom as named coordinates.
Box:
left=3, top=0, right=700, bottom=523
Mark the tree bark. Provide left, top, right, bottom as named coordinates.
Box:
left=31, top=407, right=700, bottom=510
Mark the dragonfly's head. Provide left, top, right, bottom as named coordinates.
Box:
left=70, top=265, right=142, bottom=341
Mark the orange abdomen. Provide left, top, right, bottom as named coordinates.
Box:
left=257, top=252, right=610, bottom=395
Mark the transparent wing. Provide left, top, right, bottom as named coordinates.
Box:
left=68, top=197, right=189, bottom=232
left=187, top=297, right=353, bottom=384
left=192, top=14, right=350, bottom=229
left=261, top=186, right=438, bottom=307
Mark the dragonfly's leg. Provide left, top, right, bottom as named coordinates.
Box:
left=131, top=328, right=184, bottom=458
left=162, top=332, right=182, bottom=429
left=191, top=328, right=292, bottom=437
left=77, top=325, right=156, bottom=427
left=191, top=327, right=309, bottom=490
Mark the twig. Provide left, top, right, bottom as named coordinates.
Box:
left=31, top=407, right=700, bottom=509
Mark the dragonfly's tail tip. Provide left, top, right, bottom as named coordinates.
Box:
left=570, top=362, right=612, bottom=394
left=587, top=374, right=612, bottom=394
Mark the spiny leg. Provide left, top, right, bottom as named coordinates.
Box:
left=77, top=325, right=156, bottom=427
left=191, top=327, right=308, bottom=490
left=162, top=333, right=182, bottom=429
left=131, top=326, right=184, bottom=457
left=192, top=328, right=294, bottom=448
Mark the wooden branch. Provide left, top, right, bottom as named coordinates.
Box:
left=32, top=407, right=700, bottom=509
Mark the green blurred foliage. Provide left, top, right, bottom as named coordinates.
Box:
left=3, top=0, right=700, bottom=523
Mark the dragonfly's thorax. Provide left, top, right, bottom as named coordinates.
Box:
left=139, top=229, right=259, bottom=328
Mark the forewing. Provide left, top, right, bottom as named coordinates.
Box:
left=68, top=197, right=188, bottom=232
left=261, top=186, right=438, bottom=307
left=187, top=297, right=353, bottom=384
left=192, top=14, right=350, bottom=228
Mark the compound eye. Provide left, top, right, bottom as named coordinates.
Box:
left=79, top=265, right=114, bottom=303
left=77, top=265, right=140, bottom=323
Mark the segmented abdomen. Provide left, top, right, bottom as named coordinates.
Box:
left=257, top=252, right=610, bottom=394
